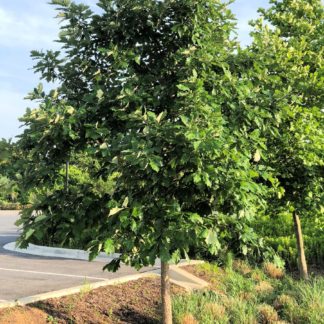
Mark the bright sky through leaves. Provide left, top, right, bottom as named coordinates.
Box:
left=0, top=0, right=269, bottom=139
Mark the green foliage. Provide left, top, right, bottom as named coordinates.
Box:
left=0, top=139, right=24, bottom=208
left=0, top=176, right=17, bottom=201
left=15, top=0, right=323, bottom=275
left=253, top=211, right=324, bottom=269
left=232, top=0, right=324, bottom=271
left=249, top=0, right=324, bottom=218
left=17, top=0, right=274, bottom=271
left=17, top=153, right=116, bottom=249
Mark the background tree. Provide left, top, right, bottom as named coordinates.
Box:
left=0, top=139, right=23, bottom=208
left=247, top=0, right=324, bottom=279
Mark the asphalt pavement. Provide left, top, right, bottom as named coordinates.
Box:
left=0, top=210, right=157, bottom=302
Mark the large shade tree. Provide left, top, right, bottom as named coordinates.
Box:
left=17, top=0, right=274, bottom=322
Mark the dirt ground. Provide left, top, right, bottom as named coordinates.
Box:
left=0, top=277, right=184, bottom=324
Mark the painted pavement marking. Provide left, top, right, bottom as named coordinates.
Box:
left=0, top=267, right=107, bottom=281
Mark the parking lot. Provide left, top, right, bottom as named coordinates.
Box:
left=0, top=211, right=156, bottom=303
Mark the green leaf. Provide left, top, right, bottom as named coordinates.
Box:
left=96, top=89, right=104, bottom=100
left=35, top=214, right=47, bottom=222
left=189, top=213, right=203, bottom=224
left=66, top=106, right=75, bottom=115
left=104, top=239, right=115, bottom=255
left=131, top=219, right=137, bottom=232
left=25, top=228, right=35, bottom=240
left=180, top=115, right=190, bottom=127
left=253, top=149, right=261, bottom=162
left=206, top=230, right=218, bottom=245
left=134, top=55, right=141, bottom=65
left=100, top=143, right=108, bottom=150
left=122, top=197, right=129, bottom=208
left=109, top=207, right=124, bottom=216
left=205, top=230, right=221, bottom=255
left=103, top=259, right=121, bottom=272
left=156, top=111, right=167, bottom=123
left=177, top=84, right=190, bottom=92
left=149, top=160, right=160, bottom=172
left=193, top=173, right=201, bottom=184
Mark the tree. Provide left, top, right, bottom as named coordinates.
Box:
left=0, top=139, right=23, bottom=207
left=248, top=0, right=324, bottom=279
left=17, top=1, right=273, bottom=322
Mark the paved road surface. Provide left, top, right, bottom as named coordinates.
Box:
left=0, top=211, right=157, bottom=302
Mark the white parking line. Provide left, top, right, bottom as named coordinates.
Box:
left=0, top=267, right=107, bottom=281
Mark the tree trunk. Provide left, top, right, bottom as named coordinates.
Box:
left=161, top=261, right=172, bottom=324
left=293, top=211, right=308, bottom=279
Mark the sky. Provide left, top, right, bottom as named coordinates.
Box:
left=0, top=0, right=269, bottom=140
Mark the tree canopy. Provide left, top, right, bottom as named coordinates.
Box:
left=17, top=0, right=275, bottom=268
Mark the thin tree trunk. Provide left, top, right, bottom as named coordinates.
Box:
left=293, top=211, right=308, bottom=279
left=65, top=160, right=69, bottom=193
left=161, top=261, right=172, bottom=324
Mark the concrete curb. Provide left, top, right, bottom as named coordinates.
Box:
left=3, top=242, right=121, bottom=262
left=0, top=271, right=160, bottom=309
left=176, top=260, right=205, bottom=267
left=169, top=265, right=209, bottom=291
left=3, top=242, right=205, bottom=268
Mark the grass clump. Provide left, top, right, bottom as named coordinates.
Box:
left=179, top=313, right=199, bottom=324
left=204, top=303, right=228, bottom=322
left=257, top=304, right=279, bottom=323
left=226, top=298, right=257, bottom=324
left=251, top=268, right=266, bottom=282
left=198, top=262, right=221, bottom=276
left=255, top=281, right=274, bottom=295
left=263, top=262, right=285, bottom=279
left=274, top=294, right=297, bottom=322
left=233, top=260, right=253, bottom=276
left=289, top=278, right=324, bottom=324
left=173, top=291, right=226, bottom=324
left=221, top=268, right=255, bottom=297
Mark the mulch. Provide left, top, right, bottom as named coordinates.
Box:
left=0, top=277, right=185, bottom=324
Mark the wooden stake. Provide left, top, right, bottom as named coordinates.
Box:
left=293, top=211, right=308, bottom=279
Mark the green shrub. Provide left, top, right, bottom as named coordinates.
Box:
left=253, top=211, right=324, bottom=269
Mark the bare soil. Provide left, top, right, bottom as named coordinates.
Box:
left=0, top=277, right=185, bottom=324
